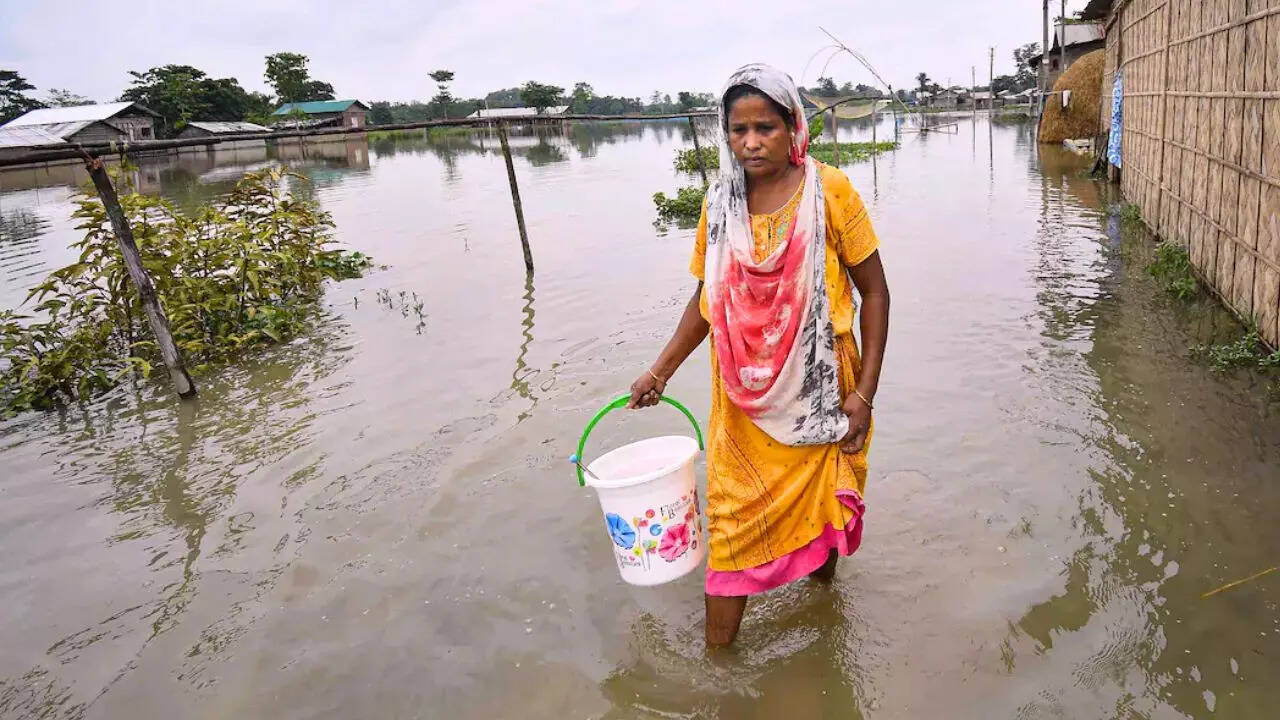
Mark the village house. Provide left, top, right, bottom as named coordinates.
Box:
left=1029, top=20, right=1106, bottom=93
left=176, top=121, right=270, bottom=139
left=271, top=100, right=369, bottom=130
left=0, top=101, right=159, bottom=158
left=466, top=106, right=569, bottom=119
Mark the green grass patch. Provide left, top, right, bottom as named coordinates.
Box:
left=1145, top=242, right=1199, bottom=301
left=809, top=141, right=897, bottom=165
left=1191, top=330, right=1280, bottom=372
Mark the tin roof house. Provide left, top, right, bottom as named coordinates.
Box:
left=0, top=102, right=160, bottom=157
left=272, top=100, right=369, bottom=129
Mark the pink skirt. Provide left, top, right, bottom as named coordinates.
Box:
left=704, top=490, right=865, bottom=597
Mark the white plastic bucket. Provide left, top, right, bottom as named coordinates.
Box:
left=574, top=395, right=705, bottom=586
left=586, top=435, right=704, bottom=585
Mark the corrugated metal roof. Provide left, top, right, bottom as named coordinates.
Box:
left=465, top=106, right=569, bottom=118
left=272, top=100, right=367, bottom=116
left=186, top=121, right=270, bottom=134
left=0, top=126, right=68, bottom=149
left=2, top=101, right=150, bottom=128
left=1055, top=22, right=1106, bottom=50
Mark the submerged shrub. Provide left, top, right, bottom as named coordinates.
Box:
left=653, top=185, right=706, bottom=223
left=0, top=166, right=371, bottom=413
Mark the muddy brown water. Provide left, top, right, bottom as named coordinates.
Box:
left=1, top=118, right=1278, bottom=719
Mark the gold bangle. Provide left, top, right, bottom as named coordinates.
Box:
left=853, top=388, right=874, bottom=410
left=648, top=369, right=666, bottom=385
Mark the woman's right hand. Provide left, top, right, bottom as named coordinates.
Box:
left=627, top=370, right=666, bottom=409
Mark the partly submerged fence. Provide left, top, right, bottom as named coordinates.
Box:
left=1100, top=0, right=1280, bottom=346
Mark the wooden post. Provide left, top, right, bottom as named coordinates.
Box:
left=989, top=46, right=995, bottom=112
left=871, top=104, right=877, bottom=144
left=972, top=66, right=977, bottom=118
left=830, top=109, right=840, bottom=166
left=496, top=121, right=534, bottom=273
left=83, top=156, right=195, bottom=399
left=1059, top=0, right=1067, bottom=77
left=687, top=115, right=708, bottom=188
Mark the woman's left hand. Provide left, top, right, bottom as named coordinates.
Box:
left=840, top=392, right=872, bottom=454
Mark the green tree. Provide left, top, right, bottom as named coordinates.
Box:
left=1013, top=43, right=1040, bottom=91
left=0, top=70, right=44, bottom=123
left=428, top=69, right=455, bottom=118
left=915, top=72, right=932, bottom=94
left=369, top=101, right=393, bottom=125
left=570, top=82, right=595, bottom=113
left=815, top=77, right=838, bottom=95
left=44, top=88, right=92, bottom=107
left=265, top=52, right=335, bottom=103
left=120, top=65, right=262, bottom=136
left=519, top=81, right=564, bottom=113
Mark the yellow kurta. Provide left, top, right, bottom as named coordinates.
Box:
left=690, top=162, right=880, bottom=572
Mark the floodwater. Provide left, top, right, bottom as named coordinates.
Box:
left=1, top=116, right=1278, bottom=719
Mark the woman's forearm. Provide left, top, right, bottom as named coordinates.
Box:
left=856, top=290, right=888, bottom=401
left=848, top=252, right=889, bottom=403
left=652, top=284, right=709, bottom=380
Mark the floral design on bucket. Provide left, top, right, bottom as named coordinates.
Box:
left=605, top=513, right=636, bottom=549
left=658, top=522, right=692, bottom=562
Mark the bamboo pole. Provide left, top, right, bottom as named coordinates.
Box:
left=496, top=121, right=533, bottom=273
left=830, top=109, right=840, bottom=166
left=82, top=156, right=195, bottom=399
left=687, top=116, right=708, bottom=188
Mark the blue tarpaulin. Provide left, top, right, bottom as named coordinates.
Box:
left=1108, top=70, right=1123, bottom=167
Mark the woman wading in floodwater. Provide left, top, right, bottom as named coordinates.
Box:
left=629, top=64, right=890, bottom=646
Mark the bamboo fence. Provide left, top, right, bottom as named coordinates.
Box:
left=1102, top=0, right=1280, bottom=346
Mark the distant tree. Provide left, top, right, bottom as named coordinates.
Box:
left=677, top=91, right=696, bottom=111
left=485, top=87, right=524, bottom=108
left=815, top=76, right=838, bottom=95
left=265, top=52, right=334, bottom=103
left=0, top=70, right=44, bottom=123
left=45, top=88, right=92, bottom=107
left=1013, top=43, right=1040, bottom=91
left=369, top=101, right=394, bottom=125
left=990, top=74, right=1020, bottom=95
left=839, top=81, right=854, bottom=94
left=120, top=65, right=266, bottom=136
left=428, top=69, right=455, bottom=117
left=571, top=82, right=595, bottom=113
left=915, top=72, right=932, bottom=94
left=520, top=81, right=564, bottom=113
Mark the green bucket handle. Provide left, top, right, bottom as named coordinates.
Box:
left=573, top=394, right=704, bottom=487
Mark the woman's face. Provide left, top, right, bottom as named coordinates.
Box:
left=726, top=94, right=793, bottom=178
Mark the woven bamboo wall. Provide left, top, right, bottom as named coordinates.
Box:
left=1107, top=0, right=1280, bottom=346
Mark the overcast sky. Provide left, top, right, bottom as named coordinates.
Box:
left=2, top=0, right=1090, bottom=103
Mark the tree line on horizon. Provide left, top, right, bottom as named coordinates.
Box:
left=1, top=43, right=1041, bottom=140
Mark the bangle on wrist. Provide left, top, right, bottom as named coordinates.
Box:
left=853, top=387, right=874, bottom=410
left=648, top=368, right=667, bottom=385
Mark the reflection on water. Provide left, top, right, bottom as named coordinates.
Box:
left=1, top=118, right=1278, bottom=719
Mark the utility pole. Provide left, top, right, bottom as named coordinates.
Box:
left=971, top=65, right=977, bottom=118
left=989, top=46, right=995, bottom=110
left=1041, top=0, right=1050, bottom=118
left=1059, top=0, right=1067, bottom=77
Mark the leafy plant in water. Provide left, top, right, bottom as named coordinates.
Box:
left=1191, top=330, right=1280, bottom=373
left=653, top=185, right=706, bottom=223
left=673, top=146, right=719, bottom=173
left=1145, top=242, right=1199, bottom=301
left=0, top=165, right=371, bottom=413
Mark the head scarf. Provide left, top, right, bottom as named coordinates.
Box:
left=703, top=63, right=848, bottom=446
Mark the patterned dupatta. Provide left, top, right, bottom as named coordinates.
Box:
left=703, top=64, right=848, bottom=446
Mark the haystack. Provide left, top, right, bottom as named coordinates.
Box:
left=1038, top=48, right=1104, bottom=144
